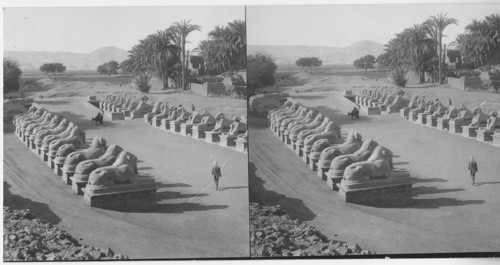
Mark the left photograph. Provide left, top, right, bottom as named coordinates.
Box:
left=3, top=6, right=249, bottom=260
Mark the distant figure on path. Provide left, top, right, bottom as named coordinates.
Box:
left=448, top=98, right=452, bottom=106
left=468, top=156, right=478, bottom=186
left=212, top=161, right=222, bottom=191
left=192, top=104, right=195, bottom=112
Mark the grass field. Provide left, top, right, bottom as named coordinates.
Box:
left=21, top=70, right=133, bottom=85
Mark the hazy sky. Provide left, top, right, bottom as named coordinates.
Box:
left=3, top=6, right=245, bottom=53
left=247, top=4, right=500, bottom=47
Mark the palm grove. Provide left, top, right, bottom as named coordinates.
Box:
left=374, top=13, right=500, bottom=87
left=119, top=19, right=246, bottom=92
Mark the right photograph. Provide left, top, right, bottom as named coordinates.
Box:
left=247, top=4, right=500, bottom=257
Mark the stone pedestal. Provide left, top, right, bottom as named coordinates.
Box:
left=219, top=135, right=237, bottom=147
left=325, top=170, right=343, bottom=190
left=151, top=117, right=163, bottom=127
left=302, top=147, right=311, bottom=164
left=399, top=109, right=408, bottom=119
left=409, top=112, right=419, bottom=122
left=192, top=126, right=214, bottom=139
left=308, top=157, right=319, bottom=171
left=122, top=110, right=131, bottom=117
left=54, top=163, right=63, bottom=176
left=476, top=129, right=495, bottom=142
left=294, top=144, right=303, bottom=157
left=82, top=180, right=157, bottom=210
left=144, top=115, right=152, bottom=125
left=161, top=119, right=171, bottom=130
left=425, top=116, right=438, bottom=127
left=36, top=145, right=42, bottom=156
left=362, top=106, right=381, bottom=115
left=284, top=134, right=292, bottom=145
left=130, top=111, right=147, bottom=119
left=436, top=118, right=450, bottom=131
left=47, top=156, right=54, bottom=168
left=416, top=113, right=427, bottom=125
left=205, top=131, right=223, bottom=143
left=492, top=132, right=500, bottom=147
left=449, top=120, right=470, bottom=134
left=169, top=121, right=182, bottom=133
left=236, top=141, right=248, bottom=152
left=337, top=175, right=413, bottom=207
left=62, top=171, right=74, bottom=185
left=280, top=131, right=286, bottom=143
left=462, top=125, right=479, bottom=138
left=180, top=124, right=193, bottom=136
left=71, top=179, right=87, bottom=195
left=105, top=112, right=125, bottom=120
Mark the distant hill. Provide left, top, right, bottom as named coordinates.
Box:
left=4, top=46, right=129, bottom=71
left=248, top=40, right=385, bottom=65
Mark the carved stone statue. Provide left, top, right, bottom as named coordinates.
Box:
left=62, top=136, right=108, bottom=174
left=86, top=151, right=139, bottom=190
left=303, top=121, right=342, bottom=148
left=72, top=144, right=124, bottom=186
left=342, top=146, right=395, bottom=183
left=328, top=139, right=380, bottom=178
left=194, top=110, right=216, bottom=129
left=34, top=119, right=69, bottom=147
left=41, top=122, right=76, bottom=152
left=317, top=130, right=363, bottom=169
left=295, top=117, right=331, bottom=146
left=484, top=111, right=500, bottom=131
left=450, top=106, right=473, bottom=124
left=226, top=116, right=247, bottom=136
left=14, top=106, right=38, bottom=125
left=268, top=100, right=293, bottom=120
left=280, top=107, right=309, bottom=131
left=47, top=126, right=86, bottom=158
left=211, top=113, right=233, bottom=132
left=468, top=107, right=489, bottom=127
left=289, top=113, right=324, bottom=141
left=186, top=111, right=203, bottom=125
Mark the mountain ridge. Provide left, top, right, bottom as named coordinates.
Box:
left=4, top=46, right=129, bottom=70
left=248, top=40, right=385, bottom=65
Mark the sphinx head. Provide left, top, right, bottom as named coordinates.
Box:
left=56, top=144, right=76, bottom=157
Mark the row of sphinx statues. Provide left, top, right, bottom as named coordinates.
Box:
left=268, top=101, right=412, bottom=202
left=355, top=90, right=409, bottom=113
left=399, top=95, right=500, bottom=144
left=99, top=95, right=153, bottom=119
left=13, top=106, right=156, bottom=209
left=98, top=95, right=248, bottom=152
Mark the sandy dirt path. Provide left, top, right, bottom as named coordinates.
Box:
left=249, top=91, right=500, bottom=254
left=3, top=98, right=249, bottom=259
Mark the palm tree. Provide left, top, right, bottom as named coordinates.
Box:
left=425, top=13, right=458, bottom=83
left=143, top=29, right=180, bottom=90
left=171, top=20, right=201, bottom=89
left=402, top=24, right=436, bottom=83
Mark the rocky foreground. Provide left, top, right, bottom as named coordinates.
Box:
left=250, top=203, right=375, bottom=257
left=3, top=207, right=128, bottom=261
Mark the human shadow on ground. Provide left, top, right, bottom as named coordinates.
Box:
left=137, top=166, right=153, bottom=171
left=474, top=181, right=500, bottom=186
left=411, top=198, right=485, bottom=209
left=412, top=186, right=465, bottom=196
left=217, top=186, right=248, bottom=191
left=410, top=177, right=448, bottom=184
left=156, top=191, right=208, bottom=200
left=3, top=182, right=62, bottom=225
left=155, top=203, right=228, bottom=213
left=393, top=162, right=410, bottom=166
left=248, top=162, right=316, bottom=221
left=154, top=182, right=191, bottom=188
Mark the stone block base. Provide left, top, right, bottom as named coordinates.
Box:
left=71, top=180, right=87, bottom=195
left=169, top=122, right=182, bottom=133
left=493, top=133, right=500, bottom=147
left=54, top=164, right=63, bottom=176
left=105, top=112, right=125, bottom=120
left=236, top=141, right=248, bottom=152
left=362, top=106, right=381, bottom=115
left=82, top=183, right=157, bottom=210
left=294, top=145, right=303, bottom=157
left=399, top=109, right=408, bottom=119
left=476, top=130, right=494, bottom=142
left=436, top=120, right=449, bottom=131
left=325, top=171, right=343, bottom=190
left=317, top=167, right=329, bottom=181
left=161, top=119, right=171, bottom=130
left=462, top=126, right=478, bottom=138
left=337, top=179, right=413, bottom=207
left=192, top=127, right=212, bottom=139
left=180, top=124, right=193, bottom=136
left=62, top=171, right=74, bottom=185
left=449, top=122, right=466, bottom=134
left=220, top=135, right=237, bottom=147
left=205, top=132, right=223, bottom=143
left=416, top=113, right=427, bottom=125
left=302, top=150, right=310, bottom=164
left=426, top=117, right=438, bottom=127
left=308, top=158, right=319, bottom=171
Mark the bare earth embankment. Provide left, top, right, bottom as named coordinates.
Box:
left=249, top=69, right=500, bottom=255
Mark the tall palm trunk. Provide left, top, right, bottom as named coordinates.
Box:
left=181, top=39, right=186, bottom=90
left=438, top=31, right=442, bottom=84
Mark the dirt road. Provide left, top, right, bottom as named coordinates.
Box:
left=249, top=91, right=500, bottom=254
left=3, top=98, right=249, bottom=259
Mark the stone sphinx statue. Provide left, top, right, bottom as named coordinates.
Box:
left=400, top=96, right=419, bottom=117
left=268, top=100, right=293, bottom=120
left=328, top=139, right=379, bottom=179
left=280, top=107, right=308, bottom=131
left=317, top=130, right=363, bottom=169
left=41, top=122, right=76, bottom=152
left=441, top=105, right=460, bottom=120
left=484, top=111, right=500, bottom=131
left=295, top=117, right=331, bottom=146
left=194, top=110, right=216, bottom=128
left=19, top=110, right=50, bottom=134
left=237, top=130, right=248, bottom=142
left=25, top=113, right=54, bottom=137
left=289, top=112, right=323, bottom=139
left=225, top=116, right=247, bottom=136
left=86, top=151, right=139, bottom=189
left=124, top=100, right=139, bottom=112
left=31, top=115, right=63, bottom=136
left=14, top=106, right=38, bottom=125
left=271, top=102, right=301, bottom=126
left=132, top=101, right=148, bottom=112
left=380, top=95, right=395, bottom=106
left=112, top=98, right=127, bottom=112
left=47, top=126, right=86, bottom=158
left=468, top=107, right=489, bottom=127
left=285, top=110, right=319, bottom=135
left=144, top=101, right=163, bottom=123
left=175, top=107, right=190, bottom=122
left=34, top=119, right=69, bottom=147
left=275, top=105, right=304, bottom=128
left=62, top=136, right=108, bottom=174
left=423, top=101, right=439, bottom=115
left=342, top=146, right=394, bottom=183
left=211, top=113, right=233, bottom=133
left=303, top=121, right=342, bottom=148
left=72, top=144, right=124, bottom=186
left=450, top=105, right=473, bottom=124
left=17, top=108, right=44, bottom=128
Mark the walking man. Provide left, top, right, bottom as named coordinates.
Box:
left=468, top=156, right=478, bottom=186
left=212, top=161, right=222, bottom=191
